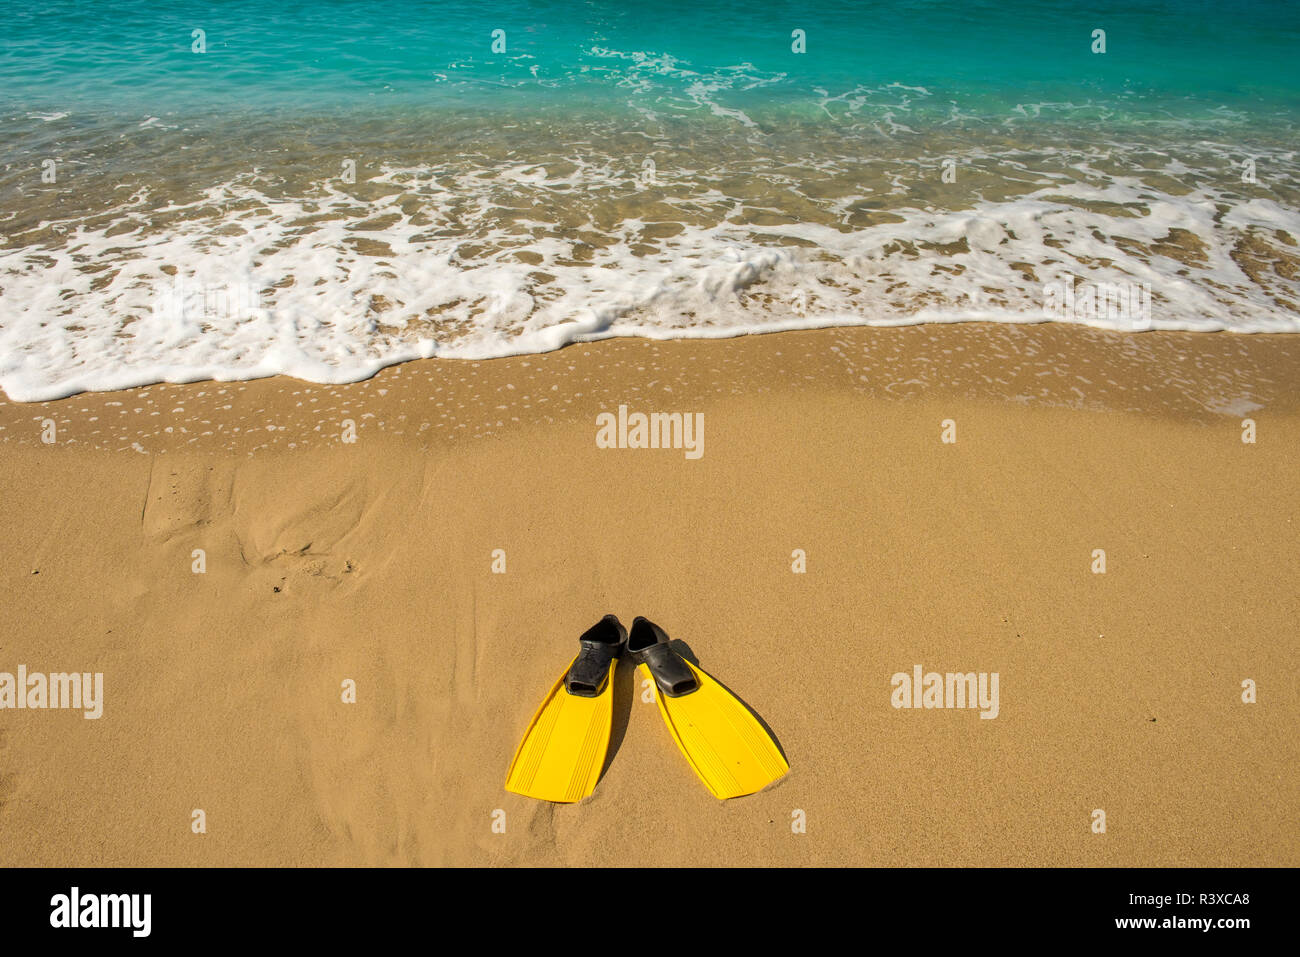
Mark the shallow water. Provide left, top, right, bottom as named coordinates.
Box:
left=2, top=1, right=1299, bottom=400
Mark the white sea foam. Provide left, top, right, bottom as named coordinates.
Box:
left=1, top=147, right=1298, bottom=401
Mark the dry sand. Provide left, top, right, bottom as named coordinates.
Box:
left=0, top=322, right=1296, bottom=866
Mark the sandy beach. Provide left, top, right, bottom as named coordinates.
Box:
left=0, top=322, right=1295, bottom=866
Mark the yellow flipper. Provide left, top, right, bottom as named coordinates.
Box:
left=505, top=656, right=617, bottom=803
left=639, top=660, right=789, bottom=800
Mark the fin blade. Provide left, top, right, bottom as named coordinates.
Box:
left=651, top=662, right=788, bottom=800
left=505, top=660, right=616, bottom=803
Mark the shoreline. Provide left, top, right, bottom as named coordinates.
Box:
left=1, top=323, right=1296, bottom=866
left=3, top=323, right=1300, bottom=455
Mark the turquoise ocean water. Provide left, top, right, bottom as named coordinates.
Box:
left=4, top=0, right=1299, bottom=120
left=1, top=1, right=1299, bottom=399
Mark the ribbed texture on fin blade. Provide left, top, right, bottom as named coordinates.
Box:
left=505, top=660, right=616, bottom=803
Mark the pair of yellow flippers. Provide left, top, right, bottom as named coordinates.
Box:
left=505, top=615, right=788, bottom=802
